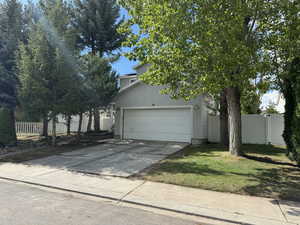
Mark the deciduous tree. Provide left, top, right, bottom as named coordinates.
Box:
left=264, top=0, right=300, bottom=165
left=120, top=0, right=272, bottom=156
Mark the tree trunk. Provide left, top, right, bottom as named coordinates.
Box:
left=282, top=57, right=300, bottom=165
left=9, top=108, right=17, bottom=145
left=67, top=115, right=71, bottom=136
left=226, top=87, right=243, bottom=156
left=52, top=116, right=56, bottom=147
left=87, top=109, right=92, bottom=132
left=282, top=78, right=298, bottom=162
left=42, top=115, right=48, bottom=137
left=0, top=107, right=17, bottom=145
left=220, top=89, right=229, bottom=146
left=77, top=113, right=83, bottom=136
left=93, top=108, right=100, bottom=132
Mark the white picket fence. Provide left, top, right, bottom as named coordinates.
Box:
left=15, top=122, right=67, bottom=136
left=208, top=114, right=285, bottom=146
left=16, top=122, right=43, bottom=136
left=16, top=116, right=114, bottom=136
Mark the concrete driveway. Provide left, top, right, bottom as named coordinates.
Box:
left=26, top=140, right=188, bottom=177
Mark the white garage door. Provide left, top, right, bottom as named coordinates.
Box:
left=123, top=108, right=192, bottom=143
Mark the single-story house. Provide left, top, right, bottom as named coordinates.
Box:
left=113, top=64, right=208, bottom=144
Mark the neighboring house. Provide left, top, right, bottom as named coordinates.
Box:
left=113, top=64, right=208, bottom=144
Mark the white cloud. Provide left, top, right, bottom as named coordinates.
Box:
left=261, top=91, right=285, bottom=113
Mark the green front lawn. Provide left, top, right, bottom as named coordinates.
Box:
left=143, top=144, right=300, bottom=201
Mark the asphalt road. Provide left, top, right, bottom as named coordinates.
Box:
left=0, top=180, right=197, bottom=225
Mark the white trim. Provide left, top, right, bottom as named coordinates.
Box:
left=129, top=78, right=137, bottom=84
left=118, top=80, right=141, bottom=94
left=120, top=108, right=124, bottom=140
left=265, top=114, right=272, bottom=144
left=119, top=75, right=137, bottom=79
left=190, top=106, right=194, bottom=139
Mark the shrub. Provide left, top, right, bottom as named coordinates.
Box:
left=0, top=107, right=17, bottom=145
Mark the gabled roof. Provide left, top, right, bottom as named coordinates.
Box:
left=119, top=73, right=137, bottom=79
left=118, top=79, right=142, bottom=94
left=133, top=64, right=144, bottom=70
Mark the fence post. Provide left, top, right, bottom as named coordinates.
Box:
left=265, top=114, right=271, bottom=145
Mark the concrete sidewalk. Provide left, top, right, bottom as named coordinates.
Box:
left=0, top=162, right=299, bottom=225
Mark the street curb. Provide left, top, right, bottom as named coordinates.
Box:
left=0, top=176, right=252, bottom=225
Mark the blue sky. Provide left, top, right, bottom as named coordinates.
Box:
left=18, top=0, right=137, bottom=75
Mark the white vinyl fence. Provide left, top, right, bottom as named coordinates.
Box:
left=16, top=122, right=43, bottom=136
left=16, top=122, right=69, bottom=136
left=208, top=114, right=285, bottom=146
left=16, top=115, right=114, bottom=136
left=100, top=117, right=114, bottom=132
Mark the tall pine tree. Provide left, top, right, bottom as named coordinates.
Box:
left=18, top=0, right=79, bottom=146
left=72, top=0, right=125, bottom=56
left=0, top=0, right=24, bottom=145
left=72, top=0, right=125, bottom=131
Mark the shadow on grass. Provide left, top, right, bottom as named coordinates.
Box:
left=241, top=144, right=286, bottom=156
left=147, top=144, right=300, bottom=201
left=149, top=161, right=226, bottom=176
left=243, top=154, right=297, bottom=167
left=232, top=167, right=300, bottom=201
left=240, top=144, right=299, bottom=167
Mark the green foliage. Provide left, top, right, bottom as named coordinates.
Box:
left=263, top=1, right=300, bottom=165
left=205, top=89, right=262, bottom=115
left=295, top=106, right=300, bottom=145
left=0, top=0, right=26, bottom=143
left=241, top=91, right=262, bottom=114
left=81, top=54, right=119, bottom=109
left=72, top=0, right=124, bottom=131
left=18, top=0, right=81, bottom=143
left=264, top=103, right=280, bottom=114
left=240, top=84, right=263, bottom=114
left=72, top=0, right=125, bottom=56
left=282, top=58, right=300, bottom=166
left=0, top=107, right=16, bottom=144
left=119, top=0, right=272, bottom=100
left=0, top=0, right=23, bottom=109
left=120, top=0, right=276, bottom=155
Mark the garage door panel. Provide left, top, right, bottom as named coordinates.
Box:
left=123, top=108, right=192, bottom=142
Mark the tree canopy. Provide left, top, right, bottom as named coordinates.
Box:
left=18, top=0, right=80, bottom=145
left=119, top=0, right=273, bottom=155
left=72, top=0, right=125, bottom=56
left=0, top=0, right=23, bottom=109
left=0, top=0, right=25, bottom=144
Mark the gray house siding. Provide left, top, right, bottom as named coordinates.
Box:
left=120, top=78, right=131, bottom=89
left=114, top=82, right=208, bottom=144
